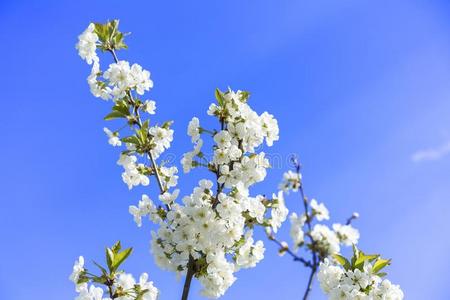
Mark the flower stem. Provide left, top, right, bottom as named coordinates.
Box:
left=181, top=257, right=195, bottom=300
left=302, top=266, right=317, bottom=300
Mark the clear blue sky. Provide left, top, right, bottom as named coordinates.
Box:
left=1, top=0, right=450, bottom=299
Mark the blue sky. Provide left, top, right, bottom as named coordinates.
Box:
left=1, top=0, right=450, bottom=299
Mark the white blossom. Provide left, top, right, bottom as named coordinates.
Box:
left=279, top=170, right=301, bottom=192
left=317, top=258, right=344, bottom=294
left=138, top=273, right=159, bottom=300
left=129, top=194, right=159, bottom=227
left=75, top=283, right=108, bottom=300
left=318, top=258, right=404, bottom=300
left=76, top=23, right=98, bottom=65
left=260, top=112, right=279, bottom=146
left=214, top=130, right=232, bottom=149
left=149, top=125, right=174, bottom=158
left=117, top=155, right=149, bottom=189
left=103, top=127, right=122, bottom=147
left=310, top=199, right=330, bottom=221
left=69, top=256, right=85, bottom=284
left=103, top=61, right=153, bottom=99
left=270, top=191, right=288, bottom=233
left=181, top=139, right=203, bottom=173
left=88, top=61, right=112, bottom=100
left=333, top=223, right=360, bottom=246
left=143, top=100, right=156, bottom=114
left=159, top=166, right=178, bottom=189
left=311, top=224, right=340, bottom=256
left=159, top=189, right=180, bottom=205
left=289, top=213, right=306, bottom=250
left=188, top=117, right=201, bottom=142
left=130, top=63, right=153, bottom=95
left=235, top=231, right=265, bottom=269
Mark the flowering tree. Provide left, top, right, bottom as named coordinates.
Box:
left=73, top=20, right=285, bottom=300
left=267, top=157, right=404, bottom=299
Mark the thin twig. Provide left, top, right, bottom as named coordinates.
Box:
left=291, top=158, right=319, bottom=300
left=345, top=213, right=358, bottom=225
left=303, top=266, right=317, bottom=300
left=269, top=236, right=312, bottom=268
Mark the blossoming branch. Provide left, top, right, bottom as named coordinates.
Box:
left=74, top=20, right=284, bottom=300
left=268, top=157, right=404, bottom=299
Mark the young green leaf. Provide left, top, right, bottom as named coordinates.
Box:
left=142, top=120, right=149, bottom=132
left=113, top=101, right=130, bottom=115
left=104, top=111, right=126, bottom=120
left=333, top=253, right=351, bottom=270
left=355, top=252, right=379, bottom=270
left=372, top=258, right=391, bottom=273
left=161, top=120, right=173, bottom=129
left=121, top=136, right=141, bottom=145
left=215, top=88, right=224, bottom=106
left=111, top=247, right=133, bottom=272
left=111, top=241, right=122, bottom=253
left=106, top=247, right=114, bottom=271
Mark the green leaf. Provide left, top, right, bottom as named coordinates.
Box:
left=121, top=136, right=141, bottom=145
left=108, top=20, right=120, bottom=37
left=111, top=247, right=133, bottom=272
left=135, top=128, right=147, bottom=144
left=91, top=275, right=107, bottom=284
left=142, top=120, right=149, bottom=132
left=94, top=23, right=109, bottom=43
left=355, top=252, right=379, bottom=270
left=240, top=91, right=250, bottom=102
left=351, top=244, right=359, bottom=266
left=111, top=241, right=122, bottom=253
left=161, top=120, right=173, bottom=129
left=104, top=111, right=126, bottom=120
left=113, top=101, right=130, bottom=115
left=77, top=275, right=89, bottom=285
left=377, top=272, right=388, bottom=278
left=215, top=88, right=224, bottom=106
left=372, top=258, right=391, bottom=273
left=106, top=248, right=114, bottom=271
left=94, top=20, right=128, bottom=51
left=333, top=253, right=351, bottom=270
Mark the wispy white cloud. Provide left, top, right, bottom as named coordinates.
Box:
left=411, top=141, right=450, bottom=162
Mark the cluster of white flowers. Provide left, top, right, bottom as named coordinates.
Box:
left=103, top=61, right=153, bottom=98
left=279, top=170, right=301, bottom=192
left=103, top=127, right=122, bottom=147
left=76, top=23, right=99, bottom=65
left=318, top=258, right=404, bottom=300
left=332, top=223, right=360, bottom=247
left=310, top=224, right=342, bottom=256
left=149, top=125, right=174, bottom=159
left=117, top=155, right=150, bottom=189
left=290, top=199, right=358, bottom=258
left=69, top=256, right=159, bottom=300
left=270, top=191, right=289, bottom=233
left=77, top=23, right=176, bottom=192
left=128, top=89, right=282, bottom=298
left=277, top=170, right=360, bottom=259
left=145, top=179, right=268, bottom=298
